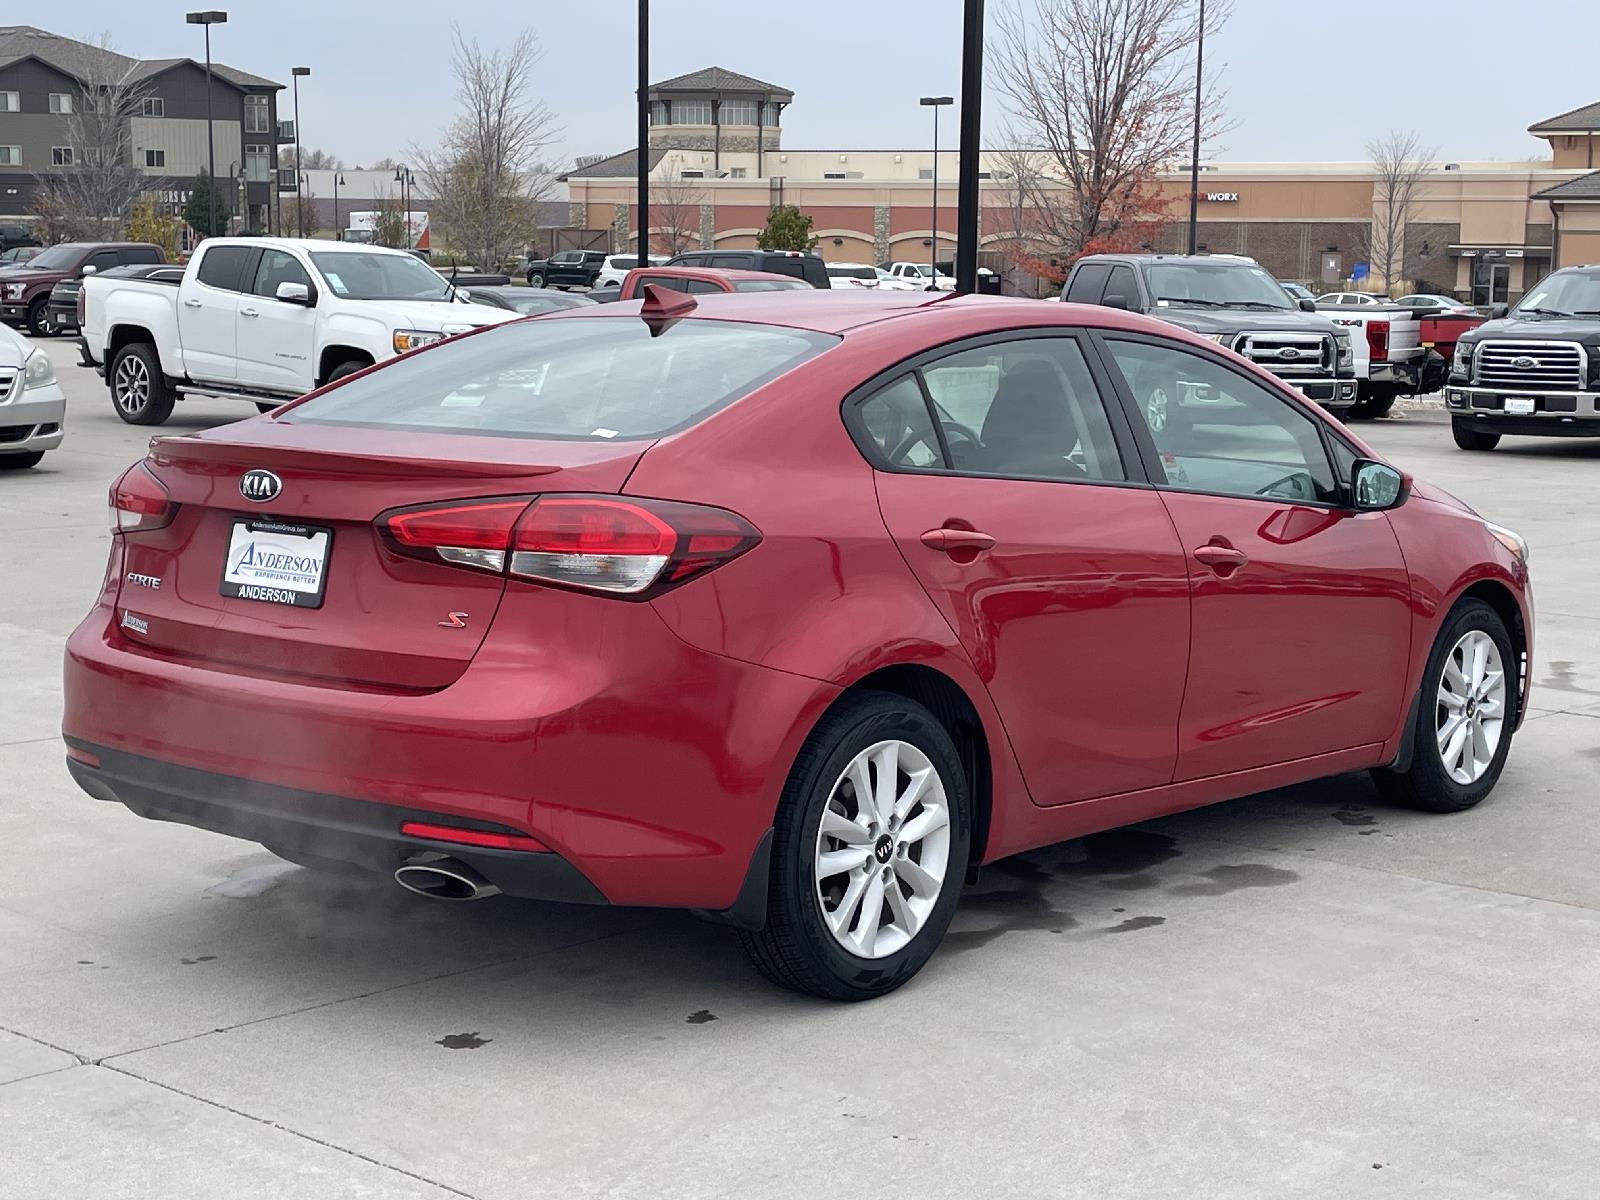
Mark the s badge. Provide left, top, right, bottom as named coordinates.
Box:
left=438, top=612, right=469, bottom=628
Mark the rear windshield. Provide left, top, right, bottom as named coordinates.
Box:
left=287, top=317, right=838, bottom=440
left=828, top=267, right=875, bottom=280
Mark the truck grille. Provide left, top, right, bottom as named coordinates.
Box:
left=1231, top=332, right=1333, bottom=378
left=1475, top=340, right=1586, bottom=392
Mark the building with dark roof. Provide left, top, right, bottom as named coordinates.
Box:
left=0, top=25, right=287, bottom=229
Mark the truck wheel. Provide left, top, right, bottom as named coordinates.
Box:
left=110, top=343, right=175, bottom=426
left=25, top=298, right=57, bottom=337
left=323, top=360, right=368, bottom=387
left=1349, top=385, right=1398, bottom=420
left=1451, top=419, right=1500, bottom=452
left=528, top=271, right=545, bottom=288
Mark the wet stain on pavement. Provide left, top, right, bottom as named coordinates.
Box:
left=179, top=955, right=217, bottom=965
left=436, top=1032, right=491, bottom=1050
left=1100, top=915, right=1166, bottom=935
left=206, top=861, right=301, bottom=899
left=1169, top=864, right=1300, bottom=896
left=1541, top=661, right=1600, bottom=697
left=686, top=1009, right=718, bottom=1025
left=1333, top=805, right=1376, bottom=826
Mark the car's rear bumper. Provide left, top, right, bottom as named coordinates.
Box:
left=63, top=584, right=835, bottom=911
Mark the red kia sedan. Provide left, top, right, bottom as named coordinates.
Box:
left=63, top=288, right=1532, bottom=1000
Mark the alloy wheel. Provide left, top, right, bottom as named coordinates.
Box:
left=1435, top=629, right=1507, bottom=785
left=813, top=739, right=951, bottom=960
left=1145, top=387, right=1170, bottom=434
left=114, top=355, right=151, bottom=417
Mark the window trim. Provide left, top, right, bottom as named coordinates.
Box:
left=51, top=146, right=75, bottom=166
left=0, top=146, right=20, bottom=167
left=144, top=149, right=166, bottom=168
left=48, top=92, right=74, bottom=114
left=0, top=92, right=18, bottom=113
left=1086, top=328, right=1364, bottom=510
left=840, top=327, right=1152, bottom=489
left=141, top=96, right=164, bottom=117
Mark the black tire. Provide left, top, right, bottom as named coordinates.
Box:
left=0, top=451, right=45, bottom=469
left=322, top=360, right=368, bottom=387
left=110, top=342, right=175, bottom=426
left=528, top=271, right=545, bottom=288
left=1452, top=418, right=1500, bottom=452
left=1348, top=384, right=1399, bottom=421
left=739, top=691, right=971, bottom=1001
left=25, top=297, right=56, bottom=337
left=1373, top=598, right=1518, bottom=813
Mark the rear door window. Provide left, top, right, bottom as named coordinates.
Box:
left=86, top=249, right=120, bottom=273
left=195, top=246, right=254, bottom=292
left=121, top=246, right=161, bottom=265
left=287, top=318, right=838, bottom=440
left=1102, top=265, right=1138, bottom=307
left=764, top=257, right=806, bottom=279
left=1065, top=263, right=1110, bottom=303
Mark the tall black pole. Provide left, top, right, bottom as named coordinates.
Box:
left=204, top=26, right=216, bottom=232
left=636, top=0, right=649, bottom=268
left=1187, top=0, right=1205, bottom=255
left=930, top=106, right=939, bottom=281
left=955, top=0, right=983, bottom=294
left=292, top=76, right=303, bottom=237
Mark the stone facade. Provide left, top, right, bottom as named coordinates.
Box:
left=611, top=203, right=630, bottom=249
left=648, top=130, right=717, bottom=151
left=873, top=205, right=892, bottom=265
left=568, top=202, right=587, bottom=229
left=699, top=203, right=716, bottom=249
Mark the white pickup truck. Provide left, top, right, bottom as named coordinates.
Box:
left=884, top=261, right=956, bottom=291
left=1313, top=298, right=1434, bottom=418
left=79, top=237, right=518, bottom=425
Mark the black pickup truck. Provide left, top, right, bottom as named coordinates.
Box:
left=1060, top=254, right=1357, bottom=422
left=524, top=249, right=608, bottom=289
left=1444, top=265, right=1600, bottom=450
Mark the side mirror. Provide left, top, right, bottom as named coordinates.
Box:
left=1102, top=294, right=1130, bottom=311
left=80, top=264, right=98, bottom=276
left=456, top=288, right=473, bottom=303
left=1298, top=297, right=1316, bottom=312
left=1490, top=303, right=1510, bottom=319
left=1352, top=459, right=1408, bottom=511
left=275, top=281, right=311, bottom=306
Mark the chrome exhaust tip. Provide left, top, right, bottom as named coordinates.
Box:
left=394, top=857, right=501, bottom=902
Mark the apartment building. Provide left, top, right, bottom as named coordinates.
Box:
left=0, top=25, right=286, bottom=231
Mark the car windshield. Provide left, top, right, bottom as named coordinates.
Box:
left=1514, top=270, right=1600, bottom=317
left=828, top=267, right=875, bottom=280
left=909, top=264, right=933, bottom=276
left=286, top=317, right=838, bottom=440
left=1147, top=261, right=1294, bottom=310
left=23, top=244, right=87, bottom=270
left=308, top=250, right=451, bottom=301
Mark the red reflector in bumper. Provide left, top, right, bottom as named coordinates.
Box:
left=66, top=746, right=101, bottom=768
left=399, top=820, right=550, bottom=853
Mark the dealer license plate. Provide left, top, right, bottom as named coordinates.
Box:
left=1504, top=396, right=1537, bottom=415
left=220, top=519, right=331, bottom=608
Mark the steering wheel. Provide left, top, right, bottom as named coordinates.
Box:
left=1256, top=471, right=1316, bottom=501
left=939, top=421, right=981, bottom=456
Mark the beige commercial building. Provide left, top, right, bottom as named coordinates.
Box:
left=565, top=70, right=1600, bottom=302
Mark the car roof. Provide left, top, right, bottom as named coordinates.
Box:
left=474, top=285, right=594, bottom=301
left=628, top=266, right=804, bottom=282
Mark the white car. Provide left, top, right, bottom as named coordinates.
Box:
left=592, top=254, right=667, bottom=291
left=1393, top=293, right=1477, bottom=315
left=1316, top=291, right=1390, bottom=307
left=826, top=263, right=880, bottom=289
left=0, top=323, right=64, bottom=469
left=873, top=267, right=922, bottom=292
left=885, top=261, right=956, bottom=291
left=80, top=238, right=519, bottom=425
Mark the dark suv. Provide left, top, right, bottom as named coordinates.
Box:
left=1061, top=254, right=1355, bottom=419
left=665, top=250, right=830, bottom=289
left=0, top=241, right=165, bottom=336
left=525, top=249, right=608, bottom=290
left=0, top=222, right=41, bottom=253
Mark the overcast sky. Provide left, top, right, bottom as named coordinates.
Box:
left=52, top=0, right=1600, bottom=167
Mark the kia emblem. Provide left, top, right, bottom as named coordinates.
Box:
left=239, top=469, right=282, bottom=503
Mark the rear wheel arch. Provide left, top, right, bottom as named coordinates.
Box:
left=105, top=324, right=159, bottom=377
left=317, top=346, right=373, bottom=387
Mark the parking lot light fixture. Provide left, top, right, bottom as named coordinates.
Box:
left=920, top=96, right=953, bottom=286
left=292, top=67, right=310, bottom=238
left=185, top=11, right=228, bottom=224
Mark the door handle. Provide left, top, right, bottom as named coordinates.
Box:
left=240, top=307, right=260, bottom=318
left=182, top=298, right=202, bottom=309
left=1193, top=544, right=1248, bottom=573
left=921, top=528, right=997, bottom=554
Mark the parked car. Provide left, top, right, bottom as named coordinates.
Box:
left=592, top=254, right=667, bottom=291
left=1393, top=293, right=1477, bottom=316
left=666, top=249, right=831, bottom=289
left=1060, top=253, right=1358, bottom=418
left=1316, top=300, right=1430, bottom=418
left=464, top=286, right=598, bottom=315
left=50, top=264, right=185, bottom=335
left=64, top=289, right=1532, bottom=1001
left=1, top=241, right=165, bottom=337
left=0, top=222, right=41, bottom=253
left=874, top=267, right=923, bottom=292
left=885, top=261, right=956, bottom=291
left=79, top=237, right=518, bottom=425
left=603, top=266, right=813, bottom=301
left=1280, top=281, right=1316, bottom=303
left=525, top=249, right=609, bottom=289
left=0, top=246, right=43, bottom=267
left=0, top=320, right=65, bottom=469
left=1444, top=264, right=1600, bottom=450
left=1316, top=291, right=1390, bottom=307
left=826, top=263, right=880, bottom=289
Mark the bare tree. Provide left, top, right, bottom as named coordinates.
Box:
left=1363, top=131, right=1434, bottom=294
left=652, top=155, right=705, bottom=254
left=412, top=26, right=560, bottom=270
left=278, top=146, right=341, bottom=170
left=31, top=35, right=158, bottom=238
left=989, top=0, right=1230, bottom=266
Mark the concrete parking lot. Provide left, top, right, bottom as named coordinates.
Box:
left=3, top=333, right=1598, bottom=1199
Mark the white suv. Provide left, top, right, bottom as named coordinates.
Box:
left=593, top=254, right=667, bottom=291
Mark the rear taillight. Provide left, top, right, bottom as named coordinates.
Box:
left=378, top=494, right=760, bottom=598
left=76, top=286, right=86, bottom=325
left=1367, top=320, right=1390, bottom=363
left=109, top=463, right=175, bottom=533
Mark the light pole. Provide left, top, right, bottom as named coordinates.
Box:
left=333, top=172, right=345, bottom=240
left=291, top=66, right=310, bottom=238
left=956, top=0, right=984, bottom=294
left=1187, top=0, right=1206, bottom=255
left=920, top=96, right=953, bottom=288
left=185, top=11, right=227, bottom=233
left=393, top=166, right=414, bottom=248
left=636, top=0, right=649, bottom=268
